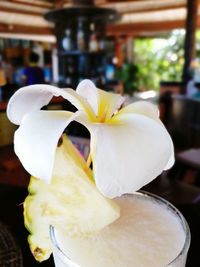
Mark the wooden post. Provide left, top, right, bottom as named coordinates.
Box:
left=182, top=0, right=198, bottom=86
left=115, top=36, right=124, bottom=67
left=73, top=0, right=94, bottom=5
left=126, top=37, right=133, bottom=64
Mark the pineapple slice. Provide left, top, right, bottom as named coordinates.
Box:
left=24, top=134, right=120, bottom=262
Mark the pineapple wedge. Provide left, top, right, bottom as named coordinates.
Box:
left=24, top=134, right=120, bottom=262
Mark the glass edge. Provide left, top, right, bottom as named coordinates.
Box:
left=137, top=190, right=191, bottom=266
left=50, top=225, right=81, bottom=267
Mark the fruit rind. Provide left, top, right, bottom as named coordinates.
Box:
left=24, top=134, right=120, bottom=262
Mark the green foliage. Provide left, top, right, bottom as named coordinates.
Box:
left=115, top=63, right=139, bottom=94
left=195, top=30, right=200, bottom=60
left=133, top=31, right=185, bottom=91
left=117, top=30, right=185, bottom=92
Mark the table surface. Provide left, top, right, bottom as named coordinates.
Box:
left=0, top=183, right=200, bottom=267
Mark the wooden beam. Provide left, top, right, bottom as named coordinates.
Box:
left=1, top=18, right=199, bottom=38
left=0, top=1, right=49, bottom=14
left=182, top=0, right=198, bottom=84
left=106, top=0, right=154, bottom=2
left=107, top=20, right=186, bottom=36
left=0, top=6, right=43, bottom=16
left=107, top=17, right=200, bottom=37
left=0, top=18, right=198, bottom=37
left=54, top=0, right=66, bottom=8
left=0, top=23, right=53, bottom=35
left=117, top=4, right=186, bottom=15
left=4, top=0, right=53, bottom=9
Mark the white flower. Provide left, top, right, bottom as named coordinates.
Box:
left=7, top=80, right=174, bottom=198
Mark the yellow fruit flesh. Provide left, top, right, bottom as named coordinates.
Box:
left=24, top=135, right=120, bottom=262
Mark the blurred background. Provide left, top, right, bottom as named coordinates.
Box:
left=0, top=0, right=200, bottom=266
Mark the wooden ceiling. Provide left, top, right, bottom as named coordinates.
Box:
left=0, top=0, right=199, bottom=41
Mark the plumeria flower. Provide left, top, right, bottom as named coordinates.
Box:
left=7, top=79, right=174, bottom=198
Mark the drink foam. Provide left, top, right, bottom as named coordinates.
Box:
left=55, top=193, right=186, bottom=267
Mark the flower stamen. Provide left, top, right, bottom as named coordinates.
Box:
left=86, top=153, right=92, bottom=169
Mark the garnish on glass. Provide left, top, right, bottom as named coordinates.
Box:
left=7, top=80, right=174, bottom=262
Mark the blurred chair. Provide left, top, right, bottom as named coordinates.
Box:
left=159, top=81, right=184, bottom=127
left=171, top=149, right=200, bottom=186
left=169, top=95, right=200, bottom=149
left=0, top=221, right=23, bottom=267
left=69, top=135, right=90, bottom=160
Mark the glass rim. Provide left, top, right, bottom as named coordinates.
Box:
left=50, top=190, right=191, bottom=267
left=138, top=191, right=191, bottom=266
left=50, top=224, right=81, bottom=267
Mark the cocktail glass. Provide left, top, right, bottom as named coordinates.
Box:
left=50, top=191, right=191, bottom=267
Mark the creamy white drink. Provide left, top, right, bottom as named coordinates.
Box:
left=51, top=192, right=190, bottom=267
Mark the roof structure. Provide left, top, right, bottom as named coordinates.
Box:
left=0, top=0, right=198, bottom=41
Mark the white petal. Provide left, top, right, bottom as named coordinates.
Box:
left=76, top=79, right=124, bottom=121
left=90, top=113, right=174, bottom=198
left=164, top=151, right=175, bottom=170
left=98, top=89, right=125, bottom=122
left=116, top=101, right=160, bottom=122
left=118, top=101, right=175, bottom=170
left=7, top=84, right=96, bottom=125
left=7, top=84, right=55, bottom=125
left=14, top=110, right=87, bottom=183
left=76, top=80, right=99, bottom=116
